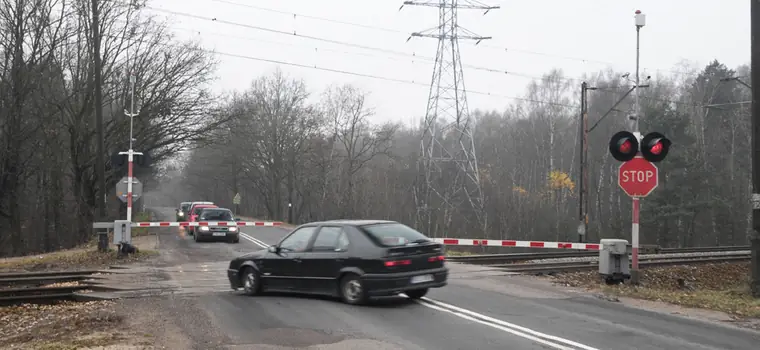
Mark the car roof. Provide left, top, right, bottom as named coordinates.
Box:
left=193, top=204, right=217, bottom=209
left=191, top=201, right=213, bottom=205
left=303, top=219, right=398, bottom=227
left=200, top=207, right=230, bottom=211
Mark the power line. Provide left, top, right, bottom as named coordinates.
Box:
left=99, top=31, right=579, bottom=108
left=202, top=0, right=695, bottom=78
left=165, top=25, right=573, bottom=84
left=144, top=5, right=690, bottom=86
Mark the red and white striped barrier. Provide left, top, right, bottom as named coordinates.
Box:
left=432, top=238, right=600, bottom=250
left=132, top=221, right=283, bottom=227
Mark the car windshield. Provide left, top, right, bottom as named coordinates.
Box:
left=360, top=223, right=430, bottom=247
left=199, top=209, right=233, bottom=221
left=193, top=206, right=214, bottom=215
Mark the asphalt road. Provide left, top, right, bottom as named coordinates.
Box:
left=134, top=207, right=760, bottom=350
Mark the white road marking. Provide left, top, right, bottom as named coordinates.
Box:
left=239, top=232, right=270, bottom=248
left=408, top=296, right=599, bottom=350
left=233, top=228, right=595, bottom=349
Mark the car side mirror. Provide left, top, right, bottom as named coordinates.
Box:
left=267, top=245, right=279, bottom=254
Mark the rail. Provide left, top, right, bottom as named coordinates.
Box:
left=446, top=245, right=751, bottom=265
left=497, top=253, right=751, bottom=274
left=0, top=270, right=106, bottom=305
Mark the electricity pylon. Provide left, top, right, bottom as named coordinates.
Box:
left=400, top=0, right=499, bottom=237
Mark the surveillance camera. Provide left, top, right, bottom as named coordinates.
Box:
left=646, top=75, right=651, bottom=80
left=622, top=73, right=630, bottom=78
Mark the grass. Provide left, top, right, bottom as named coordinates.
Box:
left=551, top=262, right=760, bottom=318
left=0, top=248, right=157, bottom=272
left=0, top=226, right=159, bottom=273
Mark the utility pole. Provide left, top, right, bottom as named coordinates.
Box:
left=579, top=82, right=586, bottom=243
left=750, top=0, right=760, bottom=297
left=91, top=0, right=106, bottom=220
left=579, top=82, right=597, bottom=243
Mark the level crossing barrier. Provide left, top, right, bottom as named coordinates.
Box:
left=131, top=221, right=283, bottom=227
left=431, top=238, right=601, bottom=250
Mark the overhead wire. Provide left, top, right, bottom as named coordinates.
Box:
left=113, top=1, right=717, bottom=110
left=142, top=5, right=581, bottom=85
left=203, top=0, right=696, bottom=78
left=142, top=2, right=704, bottom=90
left=97, top=30, right=579, bottom=108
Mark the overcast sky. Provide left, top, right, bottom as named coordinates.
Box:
left=144, top=0, right=750, bottom=124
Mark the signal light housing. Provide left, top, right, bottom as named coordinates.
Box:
left=110, top=152, right=126, bottom=168
left=640, top=132, right=671, bottom=163
left=608, top=131, right=639, bottom=162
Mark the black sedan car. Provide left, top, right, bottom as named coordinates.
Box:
left=227, top=220, right=448, bottom=305
left=194, top=208, right=240, bottom=243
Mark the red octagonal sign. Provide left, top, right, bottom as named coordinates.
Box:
left=618, top=156, right=659, bottom=197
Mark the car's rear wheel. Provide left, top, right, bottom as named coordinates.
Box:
left=340, top=274, right=368, bottom=305
left=405, top=288, right=429, bottom=299
left=240, top=267, right=261, bottom=296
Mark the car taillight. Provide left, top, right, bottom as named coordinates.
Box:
left=428, top=255, right=445, bottom=262
left=384, top=259, right=411, bottom=267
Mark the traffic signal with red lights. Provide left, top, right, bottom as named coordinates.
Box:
left=609, top=131, right=639, bottom=162
left=639, top=132, right=671, bottom=163
left=608, top=131, right=671, bottom=163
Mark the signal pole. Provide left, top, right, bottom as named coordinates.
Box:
left=750, top=0, right=760, bottom=297
left=630, top=10, right=647, bottom=285
left=120, top=72, right=142, bottom=222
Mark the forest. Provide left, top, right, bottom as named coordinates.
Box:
left=179, top=62, right=752, bottom=250
left=0, top=0, right=752, bottom=257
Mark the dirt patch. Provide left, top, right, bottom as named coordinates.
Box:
left=0, top=300, right=154, bottom=349
left=0, top=236, right=158, bottom=273
left=550, top=262, right=760, bottom=326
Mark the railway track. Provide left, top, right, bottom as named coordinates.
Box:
left=0, top=246, right=751, bottom=304
left=496, top=252, right=752, bottom=274
left=0, top=270, right=107, bottom=305
left=446, top=245, right=751, bottom=265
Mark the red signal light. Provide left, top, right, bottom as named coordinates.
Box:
left=649, top=141, right=663, bottom=155
left=619, top=140, right=632, bottom=154
left=640, top=132, right=670, bottom=163
left=609, top=131, right=639, bottom=162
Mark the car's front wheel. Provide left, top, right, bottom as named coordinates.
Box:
left=240, top=267, right=261, bottom=296
left=405, top=288, right=429, bottom=299
left=340, top=274, right=368, bottom=305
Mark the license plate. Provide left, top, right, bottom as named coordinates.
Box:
left=410, top=274, right=434, bottom=284
left=212, top=232, right=226, bottom=237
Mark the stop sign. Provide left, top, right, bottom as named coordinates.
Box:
left=618, top=156, right=658, bottom=197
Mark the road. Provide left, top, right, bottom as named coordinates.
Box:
left=129, top=207, right=760, bottom=350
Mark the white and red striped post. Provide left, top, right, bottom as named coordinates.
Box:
left=631, top=198, right=640, bottom=274
left=122, top=72, right=140, bottom=222
left=126, top=149, right=134, bottom=222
